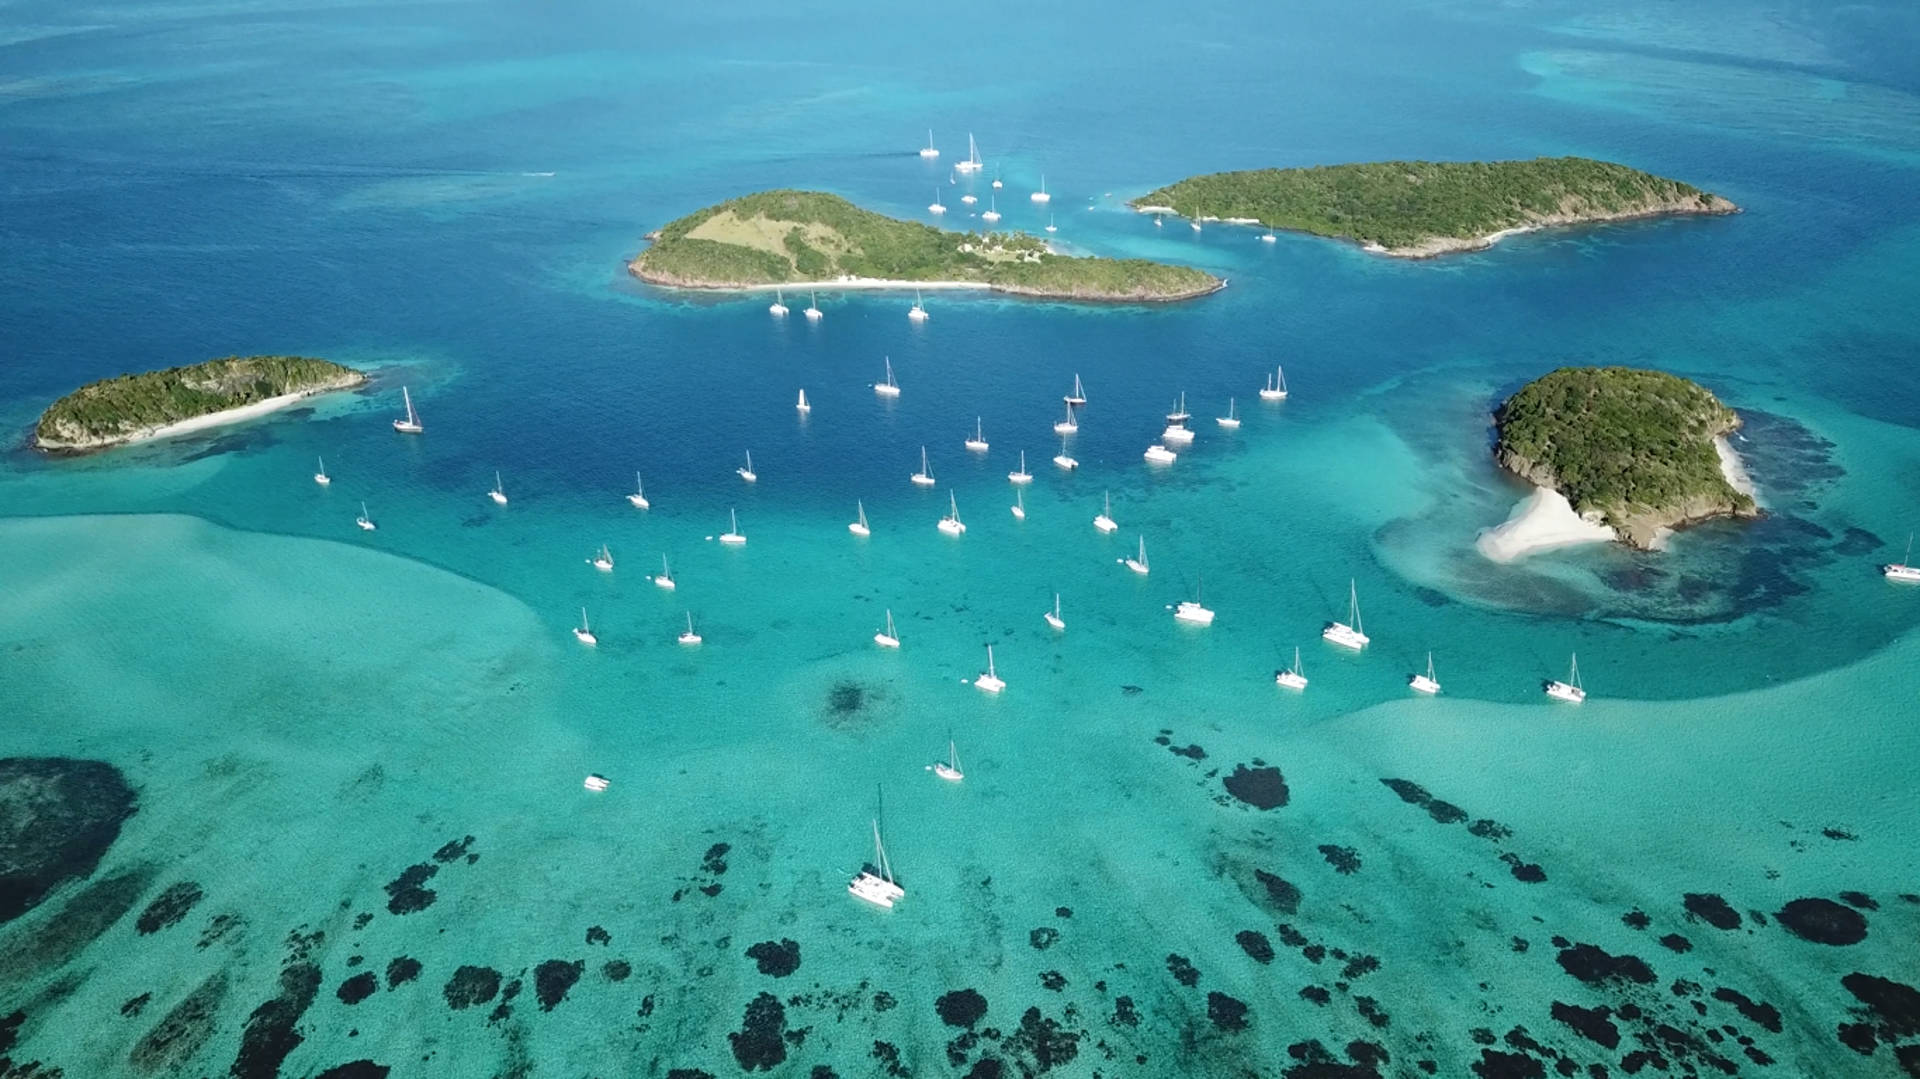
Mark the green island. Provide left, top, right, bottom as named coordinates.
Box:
left=35, top=355, right=366, bottom=452
left=1134, top=157, right=1738, bottom=257
left=1492, top=366, right=1758, bottom=548
left=629, top=189, right=1222, bottom=301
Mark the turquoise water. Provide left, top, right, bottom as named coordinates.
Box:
left=3, top=0, right=1919, bottom=1075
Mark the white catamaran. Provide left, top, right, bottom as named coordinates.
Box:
left=1173, top=576, right=1215, bottom=625
left=1884, top=533, right=1920, bottom=582
left=974, top=644, right=1005, bottom=693
left=848, top=819, right=905, bottom=907
left=1545, top=654, right=1586, bottom=703
left=1123, top=536, right=1149, bottom=575
left=719, top=508, right=746, bottom=546
left=1275, top=646, right=1308, bottom=690
left=1409, top=652, right=1441, bottom=695
left=954, top=132, right=983, bottom=173
left=938, top=490, right=966, bottom=536
left=874, top=609, right=900, bottom=649
left=1094, top=491, right=1118, bottom=533
left=1008, top=450, right=1033, bottom=485
left=1322, top=579, right=1369, bottom=649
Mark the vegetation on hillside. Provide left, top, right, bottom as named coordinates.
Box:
left=1492, top=366, right=1752, bottom=528
left=36, top=355, right=363, bottom=448
left=1134, top=157, right=1735, bottom=252
left=632, top=190, right=1220, bottom=300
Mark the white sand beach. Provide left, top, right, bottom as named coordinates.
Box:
left=1715, top=435, right=1760, bottom=503
left=1476, top=486, right=1618, bottom=562
left=739, top=277, right=992, bottom=293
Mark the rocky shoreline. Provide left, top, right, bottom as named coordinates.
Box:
left=626, top=259, right=1225, bottom=303
left=1371, top=195, right=1741, bottom=259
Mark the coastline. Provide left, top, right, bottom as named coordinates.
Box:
left=1714, top=435, right=1760, bottom=504
left=1476, top=486, right=1617, bottom=562
left=36, top=383, right=357, bottom=453
left=1136, top=197, right=1738, bottom=259
left=627, top=264, right=1225, bottom=303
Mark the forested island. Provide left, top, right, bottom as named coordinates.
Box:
left=630, top=190, right=1222, bottom=301
left=1492, top=367, right=1758, bottom=549
left=35, top=355, right=365, bottom=452
left=1134, top=157, right=1738, bottom=257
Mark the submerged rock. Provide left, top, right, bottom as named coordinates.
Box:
left=230, top=961, right=321, bottom=1079
left=937, top=988, right=988, bottom=1028
left=130, top=969, right=227, bottom=1072
left=1777, top=897, right=1868, bottom=945
left=0, top=757, right=138, bottom=926
left=534, top=959, right=584, bottom=1011
left=1207, top=991, right=1250, bottom=1032
left=1555, top=943, right=1655, bottom=987
left=1682, top=892, right=1741, bottom=930
left=745, top=938, right=801, bottom=977
left=442, top=965, right=501, bottom=1010
left=1224, top=764, right=1289, bottom=809
left=135, top=881, right=204, bottom=935
left=727, top=992, right=788, bottom=1072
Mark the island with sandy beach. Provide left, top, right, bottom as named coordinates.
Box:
left=1133, top=157, right=1738, bottom=257
left=34, top=355, right=365, bottom=453
left=630, top=189, right=1223, bottom=302
left=1479, top=366, right=1759, bottom=559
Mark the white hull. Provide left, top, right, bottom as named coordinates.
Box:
left=769, top=302, right=788, bottom=317
left=1031, top=192, right=1050, bottom=203
left=961, top=194, right=976, bottom=204
left=849, top=522, right=870, bottom=537
left=874, top=632, right=900, bottom=649
left=1053, top=420, right=1078, bottom=435
left=1259, top=389, right=1287, bottom=400
left=1275, top=670, right=1308, bottom=690
left=392, top=421, right=422, bottom=434
left=964, top=439, right=988, bottom=453
left=932, top=762, right=963, bottom=781
left=911, top=473, right=935, bottom=487
left=974, top=673, right=1005, bottom=693
left=1161, top=425, right=1195, bottom=444
left=1885, top=563, right=1920, bottom=582
left=1545, top=681, right=1586, bottom=703
left=719, top=533, right=746, bottom=546
left=909, top=307, right=928, bottom=322
left=1010, top=504, right=1025, bottom=520
left=583, top=774, right=610, bottom=792
left=573, top=628, right=597, bottom=646
left=489, top=491, right=507, bottom=505
left=1322, top=623, right=1368, bottom=649
left=1174, top=602, right=1215, bottom=625
left=651, top=575, right=676, bottom=590
left=938, top=519, right=966, bottom=536
left=805, top=308, right=822, bottom=321
left=592, top=559, right=613, bottom=572
left=1044, top=612, right=1065, bottom=631
left=1409, top=675, right=1441, bottom=694
left=678, top=632, right=702, bottom=645
left=1053, top=454, right=1078, bottom=470
left=981, top=211, right=1001, bottom=223
left=356, top=518, right=376, bottom=532
left=848, top=873, right=897, bottom=908
left=876, top=384, right=901, bottom=398
left=1124, top=559, right=1149, bottom=575
left=738, top=469, right=756, bottom=483
left=1216, top=416, right=1240, bottom=429
left=1009, top=471, right=1032, bottom=484
left=1093, top=515, right=1117, bottom=533
left=1143, top=445, right=1177, bottom=463
left=314, top=474, right=330, bottom=486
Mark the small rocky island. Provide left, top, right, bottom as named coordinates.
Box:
left=1134, top=157, right=1737, bottom=257
left=35, top=355, right=365, bottom=452
left=630, top=189, right=1222, bottom=301
left=1492, top=366, right=1759, bottom=549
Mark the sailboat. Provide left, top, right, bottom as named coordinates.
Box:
left=737, top=450, right=757, bottom=483
left=769, top=288, right=788, bottom=317
left=961, top=190, right=977, bottom=206
left=313, top=456, right=330, bottom=486
left=573, top=607, right=597, bottom=646
left=1044, top=593, right=1065, bottom=631
left=677, top=612, right=702, bottom=645
left=1008, top=450, right=1033, bottom=485
left=918, top=129, right=939, bottom=158
left=930, top=739, right=964, bottom=782
left=1189, top=208, right=1202, bottom=233
left=1045, top=214, right=1057, bottom=234
left=1053, top=402, right=1079, bottom=435
left=1123, top=536, right=1150, bottom=575
left=1545, top=654, right=1586, bottom=703
left=981, top=196, right=1001, bottom=224
left=1259, top=366, right=1289, bottom=401
left=909, top=290, right=929, bottom=322
left=955, top=132, right=982, bottom=173
left=1275, top=646, right=1308, bottom=690
left=1884, top=533, right=1920, bottom=581
left=911, top=446, right=936, bottom=486
left=876, top=356, right=902, bottom=398
left=804, top=291, right=823, bottom=321
left=929, top=187, right=947, bottom=215
left=1143, top=443, right=1177, bottom=464
left=1216, top=398, right=1241, bottom=429
left=1262, top=226, right=1277, bottom=243
left=1161, top=393, right=1194, bottom=443
left=874, top=609, right=900, bottom=649
left=938, top=490, right=966, bottom=536
left=1322, top=579, right=1369, bottom=649
left=590, top=543, right=614, bottom=571
left=848, top=819, right=905, bottom=907
left=355, top=501, right=376, bottom=531
left=1031, top=173, right=1051, bottom=203
left=488, top=470, right=508, bottom=505
left=849, top=500, right=871, bottom=537
left=796, top=389, right=810, bottom=414
left=1052, top=437, right=1079, bottom=470
left=1011, top=487, right=1025, bottom=520
left=649, top=553, right=676, bottom=590
left=1064, top=374, right=1087, bottom=406
left=627, top=472, right=650, bottom=509
left=974, top=644, right=1005, bottom=693
left=392, top=386, right=423, bottom=434
left=991, top=167, right=1003, bottom=190
left=1409, top=652, right=1441, bottom=694
left=964, top=416, right=988, bottom=452
left=719, top=508, right=746, bottom=545
left=1094, top=491, right=1118, bottom=533
left=1174, top=576, right=1215, bottom=624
